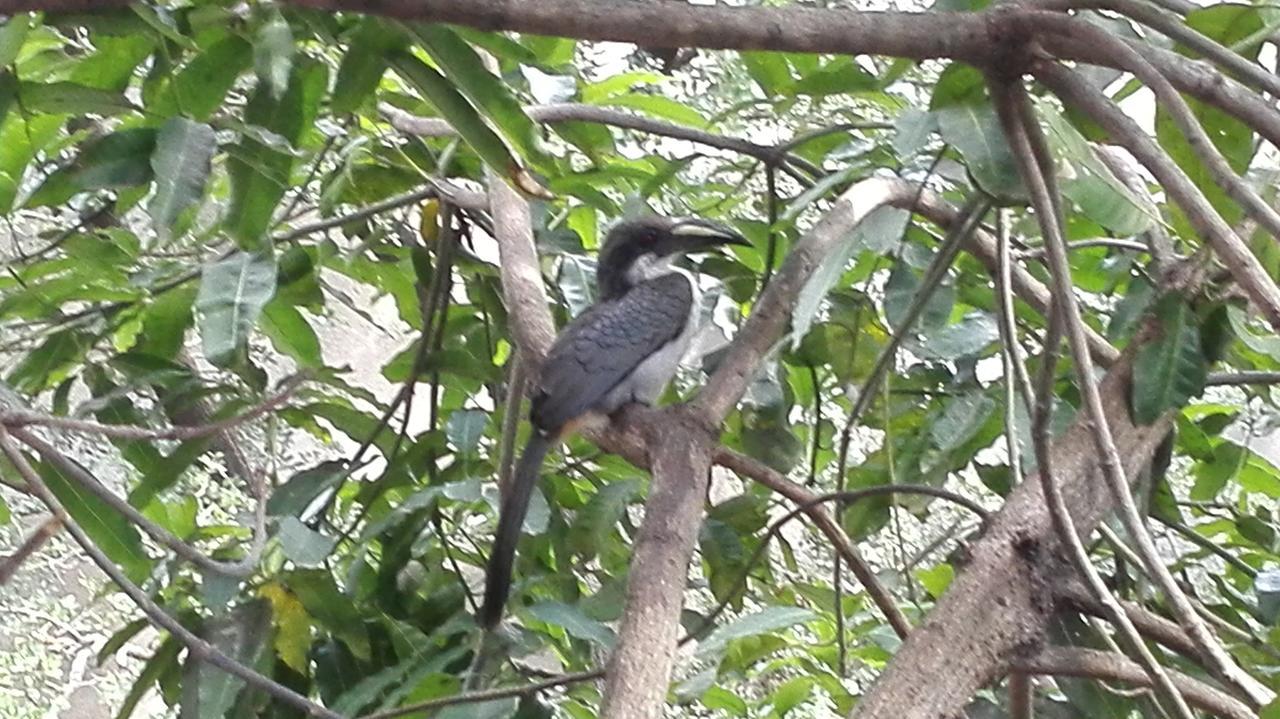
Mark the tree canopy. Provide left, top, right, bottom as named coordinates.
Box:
left=2, top=1, right=1280, bottom=718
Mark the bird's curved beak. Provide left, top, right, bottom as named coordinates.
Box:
left=669, top=218, right=751, bottom=249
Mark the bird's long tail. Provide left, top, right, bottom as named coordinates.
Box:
left=479, top=430, right=553, bottom=628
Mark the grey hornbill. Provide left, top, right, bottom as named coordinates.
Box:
left=480, top=215, right=748, bottom=628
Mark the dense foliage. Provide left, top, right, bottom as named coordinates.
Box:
left=2, top=1, right=1280, bottom=717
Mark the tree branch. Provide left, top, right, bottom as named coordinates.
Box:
left=0, top=427, right=342, bottom=719
left=713, top=447, right=913, bottom=639
left=1016, top=647, right=1255, bottom=719
left=282, top=0, right=1004, bottom=64
left=0, top=516, right=59, bottom=586
left=383, top=103, right=882, bottom=179
left=1035, top=62, right=1280, bottom=331
left=991, top=77, right=1196, bottom=719
left=599, top=412, right=714, bottom=718
left=996, top=76, right=1271, bottom=709
left=10, top=428, right=265, bottom=578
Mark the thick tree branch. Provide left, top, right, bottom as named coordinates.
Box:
left=993, top=80, right=1197, bottom=718
left=283, top=0, right=1004, bottom=63
left=600, top=413, right=714, bottom=718
left=850, top=342, right=1175, bottom=718
left=489, top=174, right=556, bottom=366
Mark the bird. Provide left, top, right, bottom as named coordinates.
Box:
left=479, top=214, right=749, bottom=629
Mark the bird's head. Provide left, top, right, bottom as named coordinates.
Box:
left=596, top=215, right=748, bottom=299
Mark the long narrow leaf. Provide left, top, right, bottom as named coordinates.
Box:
left=390, top=52, right=550, bottom=198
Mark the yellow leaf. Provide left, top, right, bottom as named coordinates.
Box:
left=260, top=582, right=312, bottom=675
left=419, top=199, right=440, bottom=244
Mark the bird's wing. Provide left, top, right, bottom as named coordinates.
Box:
left=532, top=272, right=693, bottom=431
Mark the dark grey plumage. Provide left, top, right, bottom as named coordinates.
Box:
left=479, top=214, right=747, bottom=629
left=532, top=273, right=693, bottom=431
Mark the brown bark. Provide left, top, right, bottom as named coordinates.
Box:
left=851, top=347, right=1173, bottom=718
left=600, top=410, right=715, bottom=718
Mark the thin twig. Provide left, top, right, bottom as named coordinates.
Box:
left=681, top=485, right=989, bottom=645
left=713, top=446, right=912, bottom=639
left=0, top=427, right=342, bottom=719
left=0, top=377, right=301, bottom=441
left=0, top=516, right=60, bottom=585
left=360, top=669, right=604, bottom=719
left=11, top=428, right=265, bottom=578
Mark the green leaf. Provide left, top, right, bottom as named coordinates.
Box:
left=0, top=14, right=33, bottom=68
left=153, top=33, right=253, bottom=121
left=260, top=299, right=322, bottom=368
left=696, top=606, right=816, bottom=660
left=931, top=392, right=997, bottom=451
left=792, top=56, right=877, bottom=97
left=29, top=128, right=157, bottom=206
left=936, top=103, right=1026, bottom=201
left=445, top=409, right=487, bottom=454
left=893, top=108, right=937, bottom=158
left=390, top=52, right=545, bottom=198
left=884, top=258, right=953, bottom=333
left=253, top=10, right=294, bottom=99
left=605, top=92, right=707, bottom=127
left=526, top=601, right=616, bottom=647
left=277, top=516, right=336, bottom=567
left=70, top=34, right=154, bottom=92
left=195, top=252, right=278, bottom=367
left=149, top=117, right=215, bottom=243
left=37, top=455, right=150, bottom=584
left=567, top=479, right=641, bottom=558
left=768, top=677, right=814, bottom=716
left=792, top=206, right=909, bottom=346
left=914, top=312, right=999, bottom=360
left=6, top=330, right=89, bottom=393
left=227, top=58, right=327, bottom=246
left=406, top=23, right=551, bottom=169
left=1256, top=570, right=1280, bottom=625
left=1132, top=294, right=1207, bottom=425
left=117, top=636, right=180, bottom=719
left=332, top=17, right=405, bottom=114
left=19, top=81, right=133, bottom=115
left=267, top=460, right=346, bottom=517
left=182, top=600, right=272, bottom=719
left=286, top=569, right=371, bottom=660
left=1042, top=107, right=1154, bottom=235
left=740, top=51, right=791, bottom=96
left=916, top=563, right=955, bottom=599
